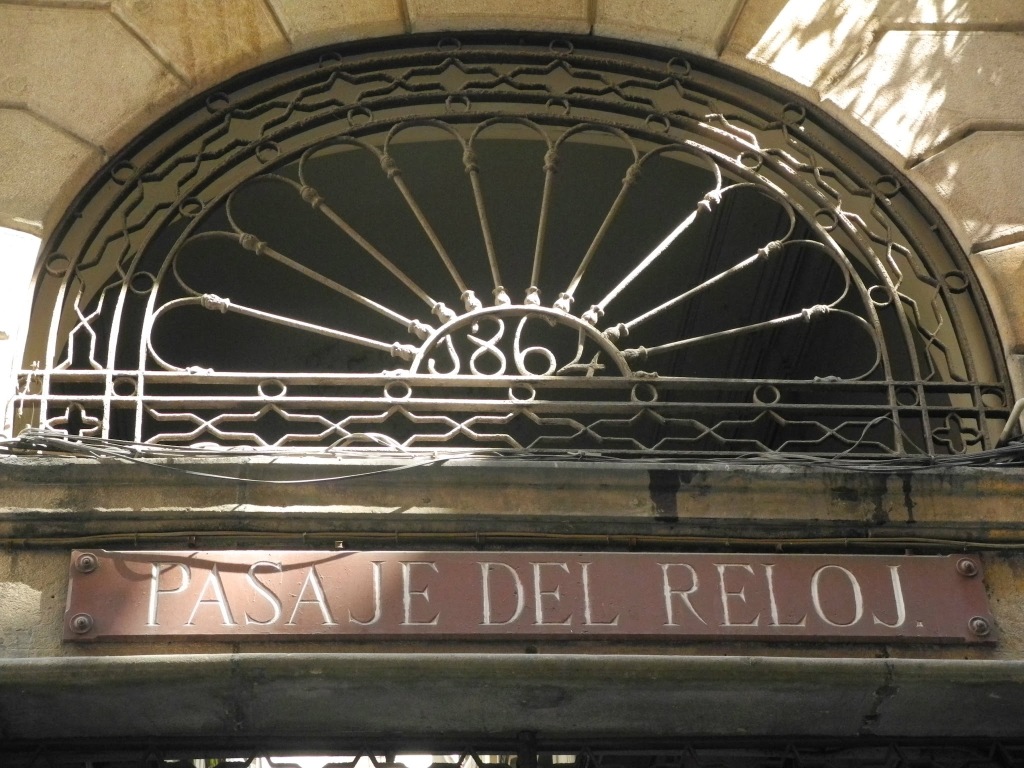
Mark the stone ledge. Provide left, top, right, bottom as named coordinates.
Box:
left=0, top=654, right=1023, bottom=745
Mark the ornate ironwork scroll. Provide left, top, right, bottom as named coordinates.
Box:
left=14, top=36, right=1011, bottom=456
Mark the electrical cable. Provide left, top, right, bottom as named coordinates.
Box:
left=6, top=529, right=1024, bottom=551
left=2, top=428, right=1023, bottom=485
left=3, top=430, right=1024, bottom=551
left=0, top=429, right=496, bottom=483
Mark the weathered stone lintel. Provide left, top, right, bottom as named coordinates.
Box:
left=1, top=457, right=1023, bottom=539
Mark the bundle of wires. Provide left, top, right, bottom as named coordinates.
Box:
left=2, top=427, right=1024, bottom=485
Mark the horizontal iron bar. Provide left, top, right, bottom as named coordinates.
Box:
left=21, top=370, right=1006, bottom=391
left=26, top=396, right=1011, bottom=413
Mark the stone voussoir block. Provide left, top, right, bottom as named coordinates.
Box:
left=880, top=0, right=1024, bottom=25
left=265, top=0, right=408, bottom=51
left=723, top=0, right=879, bottom=92
left=0, top=4, right=184, bottom=152
left=407, top=0, right=590, bottom=34
left=913, top=131, right=1024, bottom=253
left=827, top=30, right=1024, bottom=162
left=112, top=0, right=290, bottom=90
left=0, top=109, right=102, bottom=233
left=969, top=241, right=1024, bottom=355
left=594, top=0, right=747, bottom=58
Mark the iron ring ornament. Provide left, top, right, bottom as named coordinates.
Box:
left=15, top=35, right=1011, bottom=456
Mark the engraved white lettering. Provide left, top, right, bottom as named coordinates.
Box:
left=716, top=563, right=760, bottom=627
left=763, top=563, right=806, bottom=628
left=349, top=560, right=384, bottom=626
left=73, top=552, right=967, bottom=642
left=479, top=561, right=525, bottom=626
left=660, top=563, right=707, bottom=626
left=532, top=562, right=573, bottom=626
left=401, top=561, right=440, bottom=626
left=245, top=560, right=283, bottom=626
left=872, top=565, right=907, bottom=629
left=581, top=562, right=619, bottom=626
left=286, top=566, right=337, bottom=626
left=811, top=565, right=864, bottom=627
left=146, top=562, right=191, bottom=627
left=185, top=565, right=236, bottom=626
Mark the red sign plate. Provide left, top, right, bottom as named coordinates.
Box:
left=64, top=550, right=995, bottom=643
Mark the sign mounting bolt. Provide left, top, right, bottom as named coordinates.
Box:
left=968, top=616, right=991, bottom=637
left=70, top=613, right=94, bottom=634
left=956, top=558, right=979, bottom=577
left=75, top=553, right=98, bottom=573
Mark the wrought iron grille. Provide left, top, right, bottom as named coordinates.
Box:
left=6, top=744, right=1024, bottom=768
left=14, top=35, right=1011, bottom=457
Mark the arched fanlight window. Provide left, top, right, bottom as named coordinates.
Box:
left=15, top=35, right=1011, bottom=457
